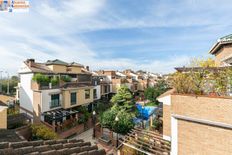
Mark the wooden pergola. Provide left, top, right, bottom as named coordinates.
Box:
left=119, top=128, right=171, bottom=155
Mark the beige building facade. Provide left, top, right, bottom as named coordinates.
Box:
left=0, top=106, right=7, bottom=129
left=158, top=94, right=232, bottom=155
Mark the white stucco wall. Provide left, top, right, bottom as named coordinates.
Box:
left=157, top=95, right=171, bottom=105
left=19, top=73, right=34, bottom=113
left=41, top=89, right=61, bottom=113
left=94, top=85, right=101, bottom=100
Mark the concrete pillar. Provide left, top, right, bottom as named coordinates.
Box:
left=150, top=115, right=153, bottom=127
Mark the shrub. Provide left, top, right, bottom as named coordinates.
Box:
left=31, top=124, right=58, bottom=140
left=99, top=108, right=135, bottom=135
left=145, top=102, right=157, bottom=106
left=51, top=76, right=59, bottom=86
left=32, top=73, right=50, bottom=86
left=61, top=75, right=71, bottom=82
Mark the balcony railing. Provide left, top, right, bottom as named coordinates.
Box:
left=50, top=100, right=61, bottom=109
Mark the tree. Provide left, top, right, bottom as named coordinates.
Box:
left=99, top=108, right=134, bottom=134
left=144, top=80, right=169, bottom=104
left=110, top=85, right=134, bottom=111
left=189, top=57, right=216, bottom=67
left=99, top=86, right=136, bottom=134
left=0, top=75, right=19, bottom=95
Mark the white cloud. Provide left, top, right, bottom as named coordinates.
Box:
left=0, top=0, right=231, bottom=75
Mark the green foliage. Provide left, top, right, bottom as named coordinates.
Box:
left=171, top=68, right=232, bottom=96
left=189, top=57, right=215, bottom=67
left=112, top=110, right=134, bottom=134
left=31, top=124, right=58, bottom=140
left=0, top=75, right=19, bottom=95
left=99, top=108, right=135, bottom=134
left=100, top=86, right=136, bottom=134
left=32, top=73, right=50, bottom=86
left=171, top=72, right=193, bottom=94
left=7, top=106, right=19, bottom=116
left=61, top=75, right=71, bottom=82
left=76, top=107, right=90, bottom=124
left=99, top=108, right=118, bottom=129
left=152, top=118, right=162, bottom=130
left=93, top=101, right=112, bottom=114
left=110, top=85, right=134, bottom=111
left=144, top=80, right=169, bottom=103
left=145, top=102, right=158, bottom=106
left=51, top=76, right=59, bottom=86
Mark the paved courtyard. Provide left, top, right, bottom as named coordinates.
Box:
left=74, top=128, right=116, bottom=154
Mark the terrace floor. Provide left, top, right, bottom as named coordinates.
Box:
left=74, top=128, right=116, bottom=155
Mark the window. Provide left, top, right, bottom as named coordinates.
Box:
left=135, top=84, right=138, bottom=90
left=93, top=89, right=97, bottom=99
left=104, top=86, right=108, bottom=93
left=85, top=89, right=90, bottom=99
left=50, top=94, right=60, bottom=108
left=70, top=92, right=77, bottom=105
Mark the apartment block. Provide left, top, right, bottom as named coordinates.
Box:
left=18, top=59, right=95, bottom=123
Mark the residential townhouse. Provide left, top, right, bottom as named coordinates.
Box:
left=158, top=34, right=232, bottom=155
left=96, top=70, right=128, bottom=94
left=18, top=59, right=96, bottom=123
left=92, top=71, right=112, bottom=101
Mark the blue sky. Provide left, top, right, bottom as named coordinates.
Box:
left=0, top=0, right=232, bottom=75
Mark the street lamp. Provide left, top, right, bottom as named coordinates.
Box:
left=142, top=105, right=145, bottom=129
left=5, top=71, right=9, bottom=95
left=115, top=116, right=119, bottom=148
left=92, top=110, right=96, bottom=138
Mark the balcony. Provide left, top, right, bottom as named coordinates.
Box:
left=50, top=100, right=61, bottom=109
left=31, top=81, right=60, bottom=90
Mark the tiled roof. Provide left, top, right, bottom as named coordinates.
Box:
left=26, top=62, right=53, bottom=73
left=69, top=62, right=84, bottom=67
left=0, top=130, right=22, bottom=142
left=0, top=139, right=106, bottom=155
left=25, top=59, right=85, bottom=74
left=219, top=34, right=232, bottom=42
left=46, top=59, right=69, bottom=66
left=209, top=34, right=232, bottom=54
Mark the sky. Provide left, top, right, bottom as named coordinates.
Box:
left=0, top=0, right=232, bottom=76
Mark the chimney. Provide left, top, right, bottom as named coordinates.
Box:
left=86, top=66, right=89, bottom=71
left=26, top=59, right=35, bottom=67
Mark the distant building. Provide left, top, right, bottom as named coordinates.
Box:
left=18, top=59, right=95, bottom=123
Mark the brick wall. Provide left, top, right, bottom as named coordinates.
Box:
left=178, top=120, right=232, bottom=155
left=172, top=94, right=232, bottom=124
left=215, top=44, right=232, bottom=66
left=169, top=94, right=232, bottom=154
left=163, top=105, right=171, bottom=137
left=0, top=109, right=7, bottom=129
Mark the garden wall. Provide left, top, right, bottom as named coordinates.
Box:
left=59, top=124, right=84, bottom=139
